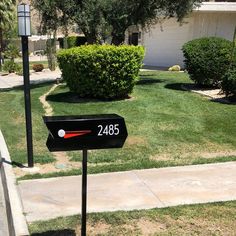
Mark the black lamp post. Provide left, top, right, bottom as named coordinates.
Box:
left=17, top=4, right=34, bottom=168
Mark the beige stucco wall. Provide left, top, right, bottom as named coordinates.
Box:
left=192, top=12, right=236, bottom=41
left=142, top=11, right=236, bottom=67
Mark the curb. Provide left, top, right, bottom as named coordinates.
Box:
left=0, top=130, right=29, bottom=236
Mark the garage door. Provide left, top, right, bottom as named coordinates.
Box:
left=143, top=18, right=193, bottom=68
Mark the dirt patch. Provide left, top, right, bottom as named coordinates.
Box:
left=137, top=219, right=166, bottom=235
left=39, top=84, right=59, bottom=116
left=126, top=136, right=147, bottom=146
left=151, top=150, right=236, bottom=162
left=13, top=158, right=82, bottom=178
left=198, top=151, right=236, bottom=159
left=77, top=222, right=109, bottom=236
left=75, top=219, right=166, bottom=236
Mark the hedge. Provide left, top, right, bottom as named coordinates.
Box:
left=221, top=67, right=236, bottom=97
left=57, top=45, right=145, bottom=99
left=182, top=37, right=235, bottom=86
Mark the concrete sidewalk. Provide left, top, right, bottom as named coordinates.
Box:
left=18, top=162, right=236, bottom=222
left=0, top=173, right=9, bottom=236
left=0, top=69, right=61, bottom=90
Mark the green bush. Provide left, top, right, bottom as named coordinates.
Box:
left=221, top=67, right=236, bottom=97
left=32, top=64, right=44, bottom=72
left=15, top=65, right=23, bottom=75
left=182, top=37, right=235, bottom=86
left=57, top=45, right=145, bottom=99
left=3, top=61, right=21, bottom=73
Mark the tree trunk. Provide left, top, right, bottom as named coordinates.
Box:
left=230, top=26, right=236, bottom=66
left=46, top=30, right=57, bottom=71
left=111, top=30, right=126, bottom=46
left=81, top=28, right=100, bottom=44
left=85, top=33, right=99, bottom=44
left=0, top=28, right=3, bottom=71
left=63, top=26, right=69, bottom=49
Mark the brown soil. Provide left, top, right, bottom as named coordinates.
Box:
left=39, top=84, right=58, bottom=116
left=126, top=136, right=147, bottom=146
left=137, top=219, right=166, bottom=235
left=75, top=219, right=166, bottom=236
left=151, top=151, right=236, bottom=162
left=78, top=222, right=109, bottom=236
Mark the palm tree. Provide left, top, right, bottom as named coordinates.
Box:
left=0, top=0, right=15, bottom=70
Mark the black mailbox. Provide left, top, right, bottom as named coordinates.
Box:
left=43, top=114, right=128, bottom=152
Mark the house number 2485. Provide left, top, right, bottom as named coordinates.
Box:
left=98, top=124, right=120, bottom=136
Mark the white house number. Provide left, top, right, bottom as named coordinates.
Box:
left=98, top=124, right=120, bottom=136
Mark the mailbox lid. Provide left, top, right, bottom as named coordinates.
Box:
left=43, top=114, right=128, bottom=151
left=43, top=114, right=123, bottom=123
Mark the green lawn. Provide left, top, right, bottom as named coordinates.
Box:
left=0, top=70, right=236, bottom=178
left=29, top=201, right=236, bottom=235
left=0, top=83, right=55, bottom=164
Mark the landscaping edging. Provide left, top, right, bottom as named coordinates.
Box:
left=0, top=130, right=29, bottom=236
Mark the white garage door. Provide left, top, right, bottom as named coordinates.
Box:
left=143, top=18, right=194, bottom=68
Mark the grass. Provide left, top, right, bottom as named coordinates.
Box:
left=50, top=71, right=236, bottom=161
left=0, top=83, right=55, bottom=165
left=1, top=70, right=236, bottom=177
left=29, top=201, right=236, bottom=235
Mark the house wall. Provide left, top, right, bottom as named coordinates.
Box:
left=192, top=12, right=236, bottom=40
left=143, top=18, right=194, bottom=67
left=142, top=11, right=236, bottom=67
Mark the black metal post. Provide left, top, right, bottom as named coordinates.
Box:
left=81, top=149, right=87, bottom=236
left=21, top=36, right=34, bottom=167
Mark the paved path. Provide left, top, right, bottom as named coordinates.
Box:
left=18, top=162, right=236, bottom=222
left=0, top=69, right=61, bottom=89
left=0, top=173, right=9, bottom=236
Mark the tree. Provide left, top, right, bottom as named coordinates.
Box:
left=0, top=0, right=15, bottom=70
left=73, top=0, right=106, bottom=44
left=65, top=0, right=203, bottom=45
left=32, top=0, right=78, bottom=68
left=32, top=0, right=60, bottom=71
left=55, top=0, right=76, bottom=48
left=104, top=0, right=203, bottom=45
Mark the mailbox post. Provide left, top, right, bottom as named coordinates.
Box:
left=44, top=114, right=128, bottom=236
left=17, top=4, right=34, bottom=167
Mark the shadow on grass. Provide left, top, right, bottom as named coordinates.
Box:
left=46, top=92, right=113, bottom=104
left=46, top=92, right=132, bottom=104
left=136, top=78, right=164, bottom=85
left=164, top=83, right=190, bottom=91
left=211, top=97, right=236, bottom=105
left=31, top=229, right=76, bottom=236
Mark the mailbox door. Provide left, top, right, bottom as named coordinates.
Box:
left=44, top=114, right=128, bottom=151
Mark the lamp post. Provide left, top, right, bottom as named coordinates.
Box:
left=17, top=4, right=34, bottom=168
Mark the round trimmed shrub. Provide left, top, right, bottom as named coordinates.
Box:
left=32, top=64, right=44, bottom=72
left=57, top=45, right=145, bottom=99
left=221, top=67, right=236, bottom=97
left=182, top=37, right=235, bottom=86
